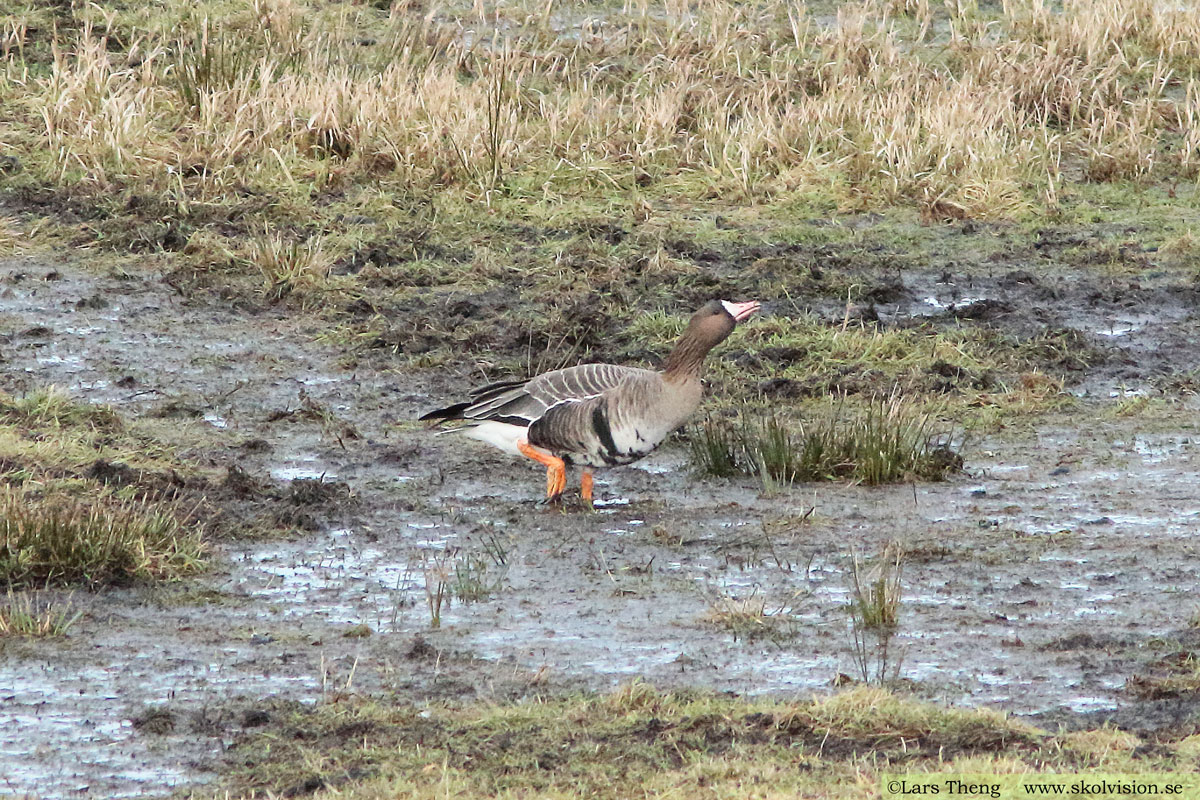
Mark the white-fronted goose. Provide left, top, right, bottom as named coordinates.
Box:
left=420, top=299, right=760, bottom=502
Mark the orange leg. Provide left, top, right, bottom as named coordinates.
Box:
left=581, top=469, right=594, bottom=504
left=518, top=441, right=567, bottom=500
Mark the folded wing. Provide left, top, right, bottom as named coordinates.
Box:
left=420, top=363, right=649, bottom=427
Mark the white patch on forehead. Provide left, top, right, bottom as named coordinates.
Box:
left=720, top=300, right=737, bottom=317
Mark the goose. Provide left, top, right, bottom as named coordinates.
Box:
left=419, top=299, right=760, bottom=503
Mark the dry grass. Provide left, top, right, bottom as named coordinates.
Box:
left=0, top=0, right=1193, bottom=429
left=1127, top=652, right=1200, bottom=701
left=240, top=230, right=334, bottom=301
left=5, top=0, right=1200, bottom=258
left=0, top=215, right=19, bottom=255
left=228, top=682, right=1189, bottom=800
left=701, top=586, right=797, bottom=639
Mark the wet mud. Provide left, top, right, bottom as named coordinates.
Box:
left=1, top=253, right=1199, bottom=798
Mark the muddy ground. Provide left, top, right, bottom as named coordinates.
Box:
left=2, top=241, right=1200, bottom=798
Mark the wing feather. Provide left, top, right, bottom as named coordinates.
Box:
left=420, top=363, right=650, bottom=426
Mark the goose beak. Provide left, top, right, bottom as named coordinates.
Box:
left=722, top=300, right=761, bottom=323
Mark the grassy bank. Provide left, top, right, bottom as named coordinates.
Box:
left=5, top=0, right=1200, bottom=224
left=218, top=683, right=1200, bottom=799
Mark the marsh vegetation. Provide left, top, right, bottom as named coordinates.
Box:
left=0, top=389, right=209, bottom=587
left=689, top=395, right=960, bottom=486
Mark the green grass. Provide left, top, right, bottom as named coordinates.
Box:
left=0, top=387, right=178, bottom=480
left=218, top=682, right=1200, bottom=799
left=689, top=397, right=961, bottom=486
left=452, top=550, right=505, bottom=604
left=0, top=490, right=206, bottom=587
left=421, top=550, right=452, bottom=629
left=848, top=544, right=906, bottom=684
left=0, top=386, right=122, bottom=431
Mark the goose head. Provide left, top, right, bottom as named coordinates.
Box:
left=689, top=299, right=760, bottom=345
left=664, top=299, right=760, bottom=376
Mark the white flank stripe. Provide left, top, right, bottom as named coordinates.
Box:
left=460, top=421, right=529, bottom=457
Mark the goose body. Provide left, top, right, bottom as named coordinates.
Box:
left=459, top=364, right=700, bottom=468
left=420, top=300, right=759, bottom=502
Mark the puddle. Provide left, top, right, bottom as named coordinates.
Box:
left=34, top=351, right=85, bottom=369
left=298, top=375, right=339, bottom=387
left=0, top=643, right=318, bottom=799
left=1133, top=434, right=1194, bottom=465
left=1093, top=322, right=1144, bottom=337
left=1064, top=695, right=1120, bottom=714
left=920, top=295, right=989, bottom=311
left=631, top=450, right=688, bottom=475
left=246, top=540, right=415, bottom=628
left=270, top=455, right=338, bottom=481
left=593, top=497, right=631, bottom=508
left=1078, top=317, right=1151, bottom=338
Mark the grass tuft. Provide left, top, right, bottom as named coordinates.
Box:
left=421, top=550, right=452, bottom=629
left=0, top=490, right=206, bottom=588
left=452, top=550, right=503, bottom=604
left=701, top=587, right=796, bottom=640
left=847, top=543, right=906, bottom=684
left=0, top=587, right=82, bottom=637
left=0, top=386, right=121, bottom=431
left=773, top=684, right=1035, bottom=750
left=171, top=18, right=261, bottom=113
left=242, top=231, right=333, bottom=302
left=0, top=385, right=223, bottom=587
left=689, top=396, right=961, bottom=487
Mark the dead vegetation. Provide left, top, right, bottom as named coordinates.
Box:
left=701, top=585, right=798, bottom=639
left=4, top=0, right=1200, bottom=288
left=8, top=0, right=1200, bottom=226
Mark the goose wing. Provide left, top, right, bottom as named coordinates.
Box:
left=528, top=369, right=674, bottom=465
left=420, top=363, right=648, bottom=426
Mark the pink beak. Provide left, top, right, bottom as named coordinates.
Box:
left=721, top=300, right=761, bottom=323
